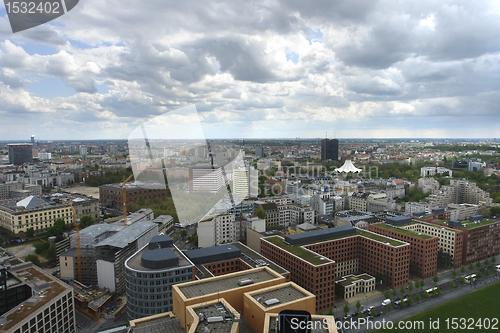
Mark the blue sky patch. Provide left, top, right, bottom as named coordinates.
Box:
left=29, top=77, right=76, bottom=98
left=306, top=27, right=324, bottom=44
left=286, top=52, right=299, bottom=64
left=21, top=43, right=59, bottom=55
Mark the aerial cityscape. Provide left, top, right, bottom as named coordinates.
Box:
left=1, top=1, right=500, bottom=333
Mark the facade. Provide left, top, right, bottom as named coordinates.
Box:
left=369, top=222, right=438, bottom=278
left=460, top=219, right=500, bottom=264
left=172, top=266, right=286, bottom=328
left=255, top=146, right=265, bottom=158
left=99, top=182, right=168, bottom=210
left=189, top=165, right=226, bottom=192
left=0, top=182, right=41, bottom=201
left=8, top=143, right=33, bottom=165
left=260, top=227, right=410, bottom=312
left=402, top=221, right=464, bottom=269
left=0, top=196, right=74, bottom=235
left=233, top=168, right=250, bottom=199
left=349, top=192, right=370, bottom=211
left=198, top=214, right=239, bottom=248
left=321, top=139, right=339, bottom=162
left=420, top=167, right=453, bottom=178
left=125, top=235, right=195, bottom=320
left=258, top=203, right=279, bottom=229
left=335, top=274, right=376, bottom=299
left=0, top=261, right=75, bottom=333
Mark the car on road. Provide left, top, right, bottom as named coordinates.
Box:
left=368, top=306, right=375, bottom=311
left=366, top=315, right=374, bottom=320
left=394, top=298, right=401, bottom=305
left=381, top=299, right=391, bottom=306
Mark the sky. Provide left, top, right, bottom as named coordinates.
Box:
left=0, top=0, right=500, bottom=140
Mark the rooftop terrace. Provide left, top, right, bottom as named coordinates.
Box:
left=432, top=219, right=499, bottom=230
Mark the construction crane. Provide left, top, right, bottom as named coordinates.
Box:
left=68, top=201, right=82, bottom=283
left=122, top=174, right=133, bottom=225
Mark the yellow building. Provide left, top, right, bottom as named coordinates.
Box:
left=243, top=282, right=316, bottom=333
left=172, top=266, right=286, bottom=328
left=0, top=196, right=74, bottom=234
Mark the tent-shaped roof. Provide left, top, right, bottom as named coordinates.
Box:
left=16, top=196, right=49, bottom=209
left=335, top=160, right=362, bottom=173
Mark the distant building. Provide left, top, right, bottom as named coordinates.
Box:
left=420, top=166, right=452, bottom=178
left=99, top=182, right=168, bottom=211
left=320, top=139, right=338, bottom=162
left=198, top=214, right=239, bottom=248
left=8, top=143, right=33, bottom=165
left=255, top=146, right=265, bottom=158
left=189, top=165, right=226, bottom=193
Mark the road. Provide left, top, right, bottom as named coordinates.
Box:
left=337, top=259, right=500, bottom=332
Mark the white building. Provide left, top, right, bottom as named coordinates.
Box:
left=198, top=214, right=239, bottom=248
left=420, top=167, right=453, bottom=178
left=189, top=165, right=226, bottom=192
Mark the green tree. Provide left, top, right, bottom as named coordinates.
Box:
left=436, top=287, right=442, bottom=294
left=449, top=281, right=455, bottom=288
left=25, top=254, right=40, bottom=266
left=432, top=274, right=439, bottom=286
left=400, top=286, right=405, bottom=296
left=255, top=207, right=266, bottom=219
left=370, top=309, right=377, bottom=316
left=420, top=280, right=425, bottom=290
left=477, top=271, right=483, bottom=279
left=45, top=245, right=56, bottom=261
left=358, top=313, right=365, bottom=319
left=414, top=280, right=420, bottom=290
left=468, top=276, right=474, bottom=283
left=392, top=288, right=398, bottom=298
left=424, top=291, right=430, bottom=299
left=356, top=300, right=361, bottom=312
left=408, top=281, right=414, bottom=294
left=468, top=262, right=474, bottom=273
left=452, top=270, right=457, bottom=279
left=79, top=215, right=95, bottom=230
left=180, top=229, right=188, bottom=238
left=492, top=266, right=498, bottom=273
left=459, top=276, right=466, bottom=285
left=386, top=303, right=393, bottom=312
left=26, top=228, right=35, bottom=237
left=34, top=241, right=50, bottom=254
left=401, top=300, right=407, bottom=307
left=384, top=291, right=390, bottom=299
left=492, top=256, right=496, bottom=264
left=461, top=265, right=466, bottom=274
left=485, top=258, right=490, bottom=266
left=407, top=296, right=413, bottom=306
left=343, top=304, right=350, bottom=316
left=476, top=261, right=482, bottom=269
left=415, top=293, right=421, bottom=302
left=485, top=269, right=490, bottom=277
left=328, top=308, right=334, bottom=316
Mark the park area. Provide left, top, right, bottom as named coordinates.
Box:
left=374, top=281, right=500, bottom=332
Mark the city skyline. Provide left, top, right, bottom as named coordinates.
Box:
left=1, top=1, right=500, bottom=140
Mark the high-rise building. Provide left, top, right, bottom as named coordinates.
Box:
left=8, top=143, right=33, bottom=165
left=255, top=146, right=264, bottom=158
left=321, top=139, right=338, bottom=162
left=30, top=135, right=35, bottom=144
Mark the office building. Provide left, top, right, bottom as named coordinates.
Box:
left=125, top=235, right=195, bottom=320
left=320, top=139, right=338, bottom=162
left=189, top=165, right=226, bottom=193
left=99, top=182, right=168, bottom=211
left=369, top=220, right=438, bottom=279
left=260, top=226, right=410, bottom=312
left=255, top=146, right=265, bottom=158
left=184, top=242, right=290, bottom=280
left=233, top=168, right=250, bottom=199
left=198, top=214, right=239, bottom=248
left=0, top=261, right=75, bottom=333
left=7, top=143, right=33, bottom=166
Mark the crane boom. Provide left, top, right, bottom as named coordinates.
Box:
left=122, top=174, right=133, bottom=225
left=68, top=202, right=82, bottom=282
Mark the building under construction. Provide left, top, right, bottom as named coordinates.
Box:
left=59, top=221, right=158, bottom=295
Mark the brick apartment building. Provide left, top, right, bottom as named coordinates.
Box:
left=369, top=219, right=438, bottom=279
left=260, top=226, right=410, bottom=313
left=99, top=182, right=168, bottom=210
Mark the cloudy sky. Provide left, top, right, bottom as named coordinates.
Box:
left=0, top=0, right=499, bottom=140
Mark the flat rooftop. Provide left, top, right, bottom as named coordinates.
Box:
left=178, top=269, right=279, bottom=299
left=127, top=245, right=192, bottom=271
left=0, top=263, right=71, bottom=333
left=410, top=221, right=458, bottom=232
left=193, top=302, right=237, bottom=333
left=131, top=314, right=184, bottom=333
left=461, top=219, right=500, bottom=229
left=251, top=285, right=309, bottom=308
left=264, top=237, right=333, bottom=266
left=375, top=223, right=434, bottom=239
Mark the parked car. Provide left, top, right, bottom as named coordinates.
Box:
left=368, top=306, right=375, bottom=311
left=366, top=315, right=374, bottom=320
left=381, top=299, right=391, bottom=306
left=351, top=312, right=358, bottom=317
left=394, top=298, right=401, bottom=305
